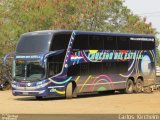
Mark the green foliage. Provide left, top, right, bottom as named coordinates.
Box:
left=0, top=0, right=158, bottom=59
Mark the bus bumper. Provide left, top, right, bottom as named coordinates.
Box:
left=12, top=80, right=65, bottom=97
left=12, top=89, right=63, bottom=97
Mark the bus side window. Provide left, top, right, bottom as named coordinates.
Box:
left=48, top=63, right=54, bottom=77
left=142, top=40, right=154, bottom=50
left=67, top=64, right=81, bottom=76
left=130, top=39, right=142, bottom=50
left=103, top=62, right=128, bottom=74
left=117, top=37, right=130, bottom=50
left=72, top=35, right=89, bottom=50
left=67, top=63, right=89, bottom=76
left=103, top=36, right=116, bottom=50
left=89, top=62, right=103, bottom=75
left=88, top=35, right=103, bottom=50
left=48, top=62, right=63, bottom=77
left=80, top=63, right=89, bottom=75
left=50, top=34, right=71, bottom=50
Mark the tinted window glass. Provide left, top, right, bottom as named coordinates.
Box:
left=103, top=62, right=128, bottom=74
left=67, top=63, right=88, bottom=76
left=16, top=34, right=52, bottom=53
left=81, top=63, right=89, bottom=75
left=67, top=62, right=128, bottom=76
left=88, top=35, right=103, bottom=50
left=47, top=51, right=66, bottom=77
left=103, top=36, right=117, bottom=50
left=67, top=64, right=81, bottom=76
left=50, top=33, right=71, bottom=50
left=117, top=37, right=129, bottom=50
left=72, top=35, right=89, bottom=50
left=142, top=40, right=155, bottom=50
left=48, top=62, right=63, bottom=77
left=89, top=62, right=103, bottom=74
left=68, top=63, right=101, bottom=76
left=130, top=39, right=142, bottom=50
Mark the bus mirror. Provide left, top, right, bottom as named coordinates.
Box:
left=3, top=52, right=15, bottom=65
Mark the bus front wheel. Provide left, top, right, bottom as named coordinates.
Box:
left=65, top=82, right=73, bottom=99
left=125, top=79, right=134, bottom=94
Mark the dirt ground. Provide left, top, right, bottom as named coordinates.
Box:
left=0, top=90, right=160, bottom=114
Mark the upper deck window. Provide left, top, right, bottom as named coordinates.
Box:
left=50, top=33, right=71, bottom=51
left=117, top=36, right=130, bottom=50
left=16, top=34, right=52, bottom=53
left=72, top=34, right=89, bottom=50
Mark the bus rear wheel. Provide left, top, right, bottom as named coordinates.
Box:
left=135, top=79, right=143, bottom=93
left=125, top=79, right=134, bottom=94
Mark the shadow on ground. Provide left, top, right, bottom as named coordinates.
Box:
left=14, top=91, right=127, bottom=101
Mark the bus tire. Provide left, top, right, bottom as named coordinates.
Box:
left=135, top=79, right=143, bottom=93
left=65, top=82, right=73, bottom=99
left=125, top=79, right=134, bottom=94
left=72, top=86, right=77, bottom=98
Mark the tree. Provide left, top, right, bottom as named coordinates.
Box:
left=121, top=15, right=157, bottom=34
left=0, top=0, right=157, bottom=58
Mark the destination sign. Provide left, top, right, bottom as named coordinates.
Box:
left=16, top=55, right=41, bottom=59
left=130, top=37, right=154, bottom=41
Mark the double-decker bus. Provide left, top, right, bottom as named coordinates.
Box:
left=7, top=30, right=156, bottom=99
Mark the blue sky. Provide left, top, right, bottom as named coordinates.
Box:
left=124, top=0, right=160, bottom=38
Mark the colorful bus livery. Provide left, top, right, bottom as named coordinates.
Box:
left=81, top=51, right=144, bottom=61
left=9, top=30, right=156, bottom=99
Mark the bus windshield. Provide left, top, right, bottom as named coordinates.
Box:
left=14, top=60, right=45, bottom=81
left=16, top=34, right=52, bottom=54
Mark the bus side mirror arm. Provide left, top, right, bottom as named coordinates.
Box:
left=3, top=52, right=15, bottom=65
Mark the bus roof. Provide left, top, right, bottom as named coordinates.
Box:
left=16, top=30, right=155, bottom=54
left=22, top=30, right=155, bottom=38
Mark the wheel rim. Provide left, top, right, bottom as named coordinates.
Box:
left=128, top=82, right=133, bottom=92
left=137, top=82, right=142, bottom=92
left=66, top=82, right=73, bottom=99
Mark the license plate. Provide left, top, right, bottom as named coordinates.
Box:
left=22, top=92, right=29, bottom=95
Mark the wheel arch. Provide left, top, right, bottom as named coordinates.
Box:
left=128, top=76, right=135, bottom=84
left=137, top=76, right=144, bottom=82
left=65, top=80, right=77, bottom=90
left=71, top=80, right=77, bottom=91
